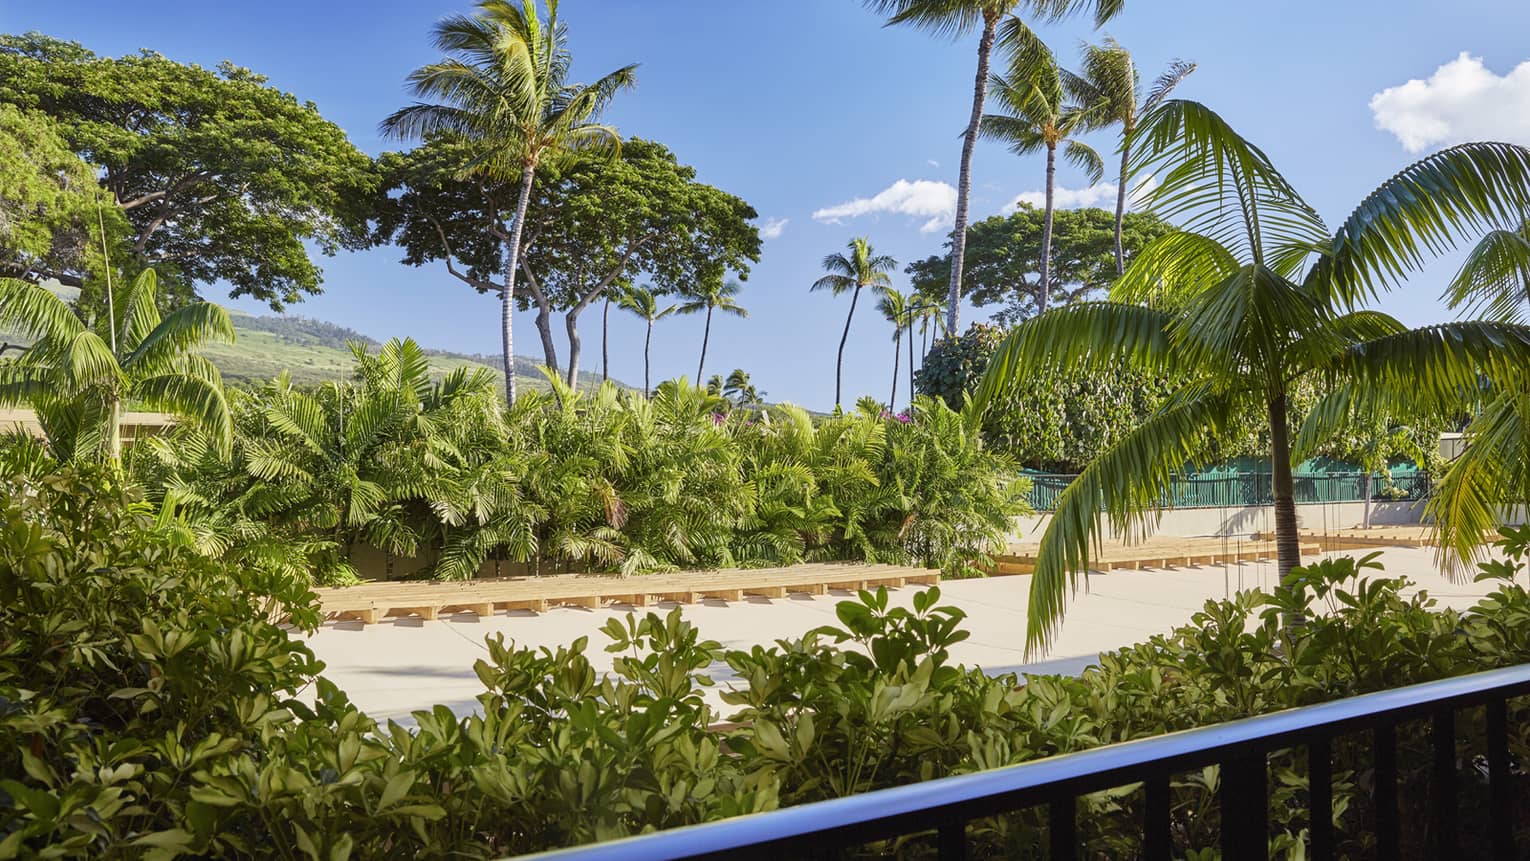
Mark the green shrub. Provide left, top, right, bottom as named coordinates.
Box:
left=7, top=467, right=1530, bottom=858
left=136, top=351, right=1028, bottom=582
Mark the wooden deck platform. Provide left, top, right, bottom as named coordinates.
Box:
left=313, top=562, right=940, bottom=625
left=1269, top=526, right=1441, bottom=552
left=989, top=537, right=1321, bottom=576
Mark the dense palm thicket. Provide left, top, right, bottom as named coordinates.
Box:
left=9, top=468, right=1530, bottom=858
left=127, top=337, right=1026, bottom=591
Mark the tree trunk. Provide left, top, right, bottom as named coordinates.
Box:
left=945, top=13, right=998, bottom=337
left=601, top=295, right=610, bottom=383
left=907, top=317, right=915, bottom=407
left=643, top=320, right=653, bottom=398
left=890, top=329, right=901, bottom=410
left=835, top=286, right=862, bottom=409
left=501, top=164, right=537, bottom=404
left=1268, top=392, right=1304, bottom=630
left=1113, top=145, right=1130, bottom=276
left=564, top=310, right=582, bottom=388
left=1363, top=471, right=1373, bottom=529
left=532, top=303, right=559, bottom=376
left=107, top=397, right=123, bottom=465
left=1039, top=141, right=1058, bottom=314
left=697, top=306, right=713, bottom=382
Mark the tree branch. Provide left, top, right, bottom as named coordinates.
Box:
left=428, top=216, right=503, bottom=295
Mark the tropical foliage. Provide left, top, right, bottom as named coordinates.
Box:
left=132, top=340, right=1024, bottom=584
left=975, top=100, right=1530, bottom=652
left=0, top=271, right=232, bottom=464
left=9, top=465, right=1530, bottom=857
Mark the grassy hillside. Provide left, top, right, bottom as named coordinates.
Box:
left=7, top=282, right=627, bottom=395
left=212, top=310, right=621, bottom=393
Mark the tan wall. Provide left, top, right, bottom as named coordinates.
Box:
left=1010, top=499, right=1430, bottom=543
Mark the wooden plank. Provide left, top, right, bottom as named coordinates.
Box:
left=744, top=585, right=787, bottom=599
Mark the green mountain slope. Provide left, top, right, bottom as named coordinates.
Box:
left=211, top=310, right=622, bottom=393
left=6, top=282, right=628, bottom=395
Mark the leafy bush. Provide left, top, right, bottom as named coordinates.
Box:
left=136, top=345, right=1027, bottom=582
left=916, top=324, right=1173, bottom=472
left=7, top=468, right=1530, bottom=858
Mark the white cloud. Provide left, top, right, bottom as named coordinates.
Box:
left=812, top=179, right=957, bottom=234
left=1370, top=52, right=1530, bottom=152
left=1000, top=177, right=1157, bottom=214
left=758, top=217, right=788, bottom=240
left=926, top=159, right=941, bottom=168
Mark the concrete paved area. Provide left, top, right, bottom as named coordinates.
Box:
left=301, top=548, right=1504, bottom=726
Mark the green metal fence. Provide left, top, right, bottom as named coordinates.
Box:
left=1021, top=470, right=1432, bottom=512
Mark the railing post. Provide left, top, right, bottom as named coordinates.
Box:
left=1220, top=753, right=1268, bottom=861
left=1375, top=721, right=1399, bottom=860
left=1487, top=698, right=1515, bottom=860
left=1309, top=736, right=1333, bottom=861
left=937, top=819, right=966, bottom=861
left=1144, top=775, right=1171, bottom=861
left=1431, top=709, right=1458, bottom=857
left=1049, top=795, right=1076, bottom=861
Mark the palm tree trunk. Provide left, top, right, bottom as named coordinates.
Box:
left=601, top=295, right=610, bottom=383
left=1113, top=145, right=1130, bottom=276
left=698, top=306, right=713, bottom=382
left=643, top=320, right=653, bottom=398
left=1039, top=142, right=1058, bottom=314
left=501, top=164, right=537, bottom=404
left=907, top=317, right=915, bottom=407
left=107, top=397, right=123, bottom=465
left=1363, top=471, right=1373, bottom=529
left=945, top=13, right=999, bottom=337
left=1268, top=392, right=1304, bottom=630
left=890, top=330, right=901, bottom=409
left=836, top=286, right=862, bottom=409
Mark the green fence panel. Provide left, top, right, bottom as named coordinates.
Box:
left=1019, top=469, right=1432, bottom=512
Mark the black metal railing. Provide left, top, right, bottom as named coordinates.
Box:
left=520, top=663, right=1530, bottom=861
left=1022, top=470, right=1433, bottom=512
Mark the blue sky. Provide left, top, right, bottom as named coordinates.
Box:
left=8, top=1, right=1530, bottom=410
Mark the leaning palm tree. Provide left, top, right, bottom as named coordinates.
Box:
left=381, top=0, right=637, bottom=404
left=1067, top=38, right=1195, bottom=274
left=723, top=368, right=765, bottom=408
left=813, top=238, right=898, bottom=409
left=877, top=288, right=911, bottom=410
left=974, top=100, right=1530, bottom=653
left=0, top=270, right=233, bottom=465
left=863, top=0, right=1125, bottom=335
left=618, top=285, right=675, bottom=398
left=677, top=277, right=748, bottom=381
left=979, top=21, right=1103, bottom=313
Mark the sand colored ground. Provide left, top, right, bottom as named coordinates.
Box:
left=302, top=547, right=1501, bottom=726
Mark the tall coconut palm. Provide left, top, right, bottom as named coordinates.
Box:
left=381, top=0, right=637, bottom=404
left=813, top=238, right=898, bottom=409
left=975, top=100, right=1530, bottom=653
left=618, top=285, right=675, bottom=398
left=1068, top=38, right=1196, bottom=274
left=677, top=277, right=748, bottom=381
left=979, top=21, right=1103, bottom=314
left=723, top=368, right=765, bottom=408
left=877, top=288, right=911, bottom=410
left=0, top=270, right=233, bottom=465
left=864, top=0, right=1125, bottom=335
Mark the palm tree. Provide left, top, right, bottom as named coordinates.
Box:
left=864, top=0, right=1125, bottom=335
left=877, top=288, right=911, bottom=410
left=915, top=295, right=948, bottom=362
left=813, top=238, right=898, bottom=409
left=618, top=285, right=675, bottom=397
left=1068, top=38, right=1195, bottom=274
left=381, top=0, right=637, bottom=404
left=678, top=277, right=748, bottom=381
left=979, top=21, right=1103, bottom=314
left=0, top=270, right=233, bottom=465
left=975, top=100, right=1530, bottom=653
left=723, top=368, right=765, bottom=408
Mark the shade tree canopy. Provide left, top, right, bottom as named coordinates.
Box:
left=373, top=137, right=760, bottom=382
left=0, top=33, right=376, bottom=310
left=907, top=206, right=1174, bottom=323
